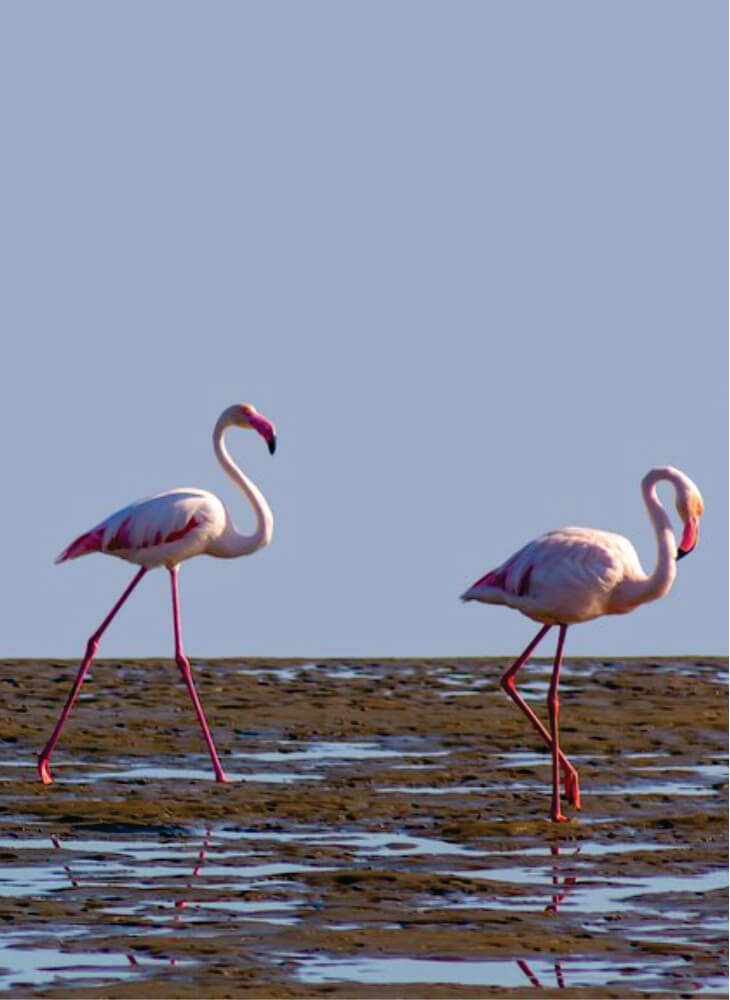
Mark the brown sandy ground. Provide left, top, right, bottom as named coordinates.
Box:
left=0, top=656, right=726, bottom=998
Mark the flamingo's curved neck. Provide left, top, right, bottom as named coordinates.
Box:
left=209, top=418, right=274, bottom=558
left=625, top=469, right=678, bottom=608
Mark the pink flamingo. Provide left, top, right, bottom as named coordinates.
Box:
left=461, top=466, right=703, bottom=822
left=39, top=403, right=276, bottom=785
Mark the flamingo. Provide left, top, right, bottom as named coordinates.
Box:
left=461, top=466, right=703, bottom=822
left=39, top=403, right=276, bottom=785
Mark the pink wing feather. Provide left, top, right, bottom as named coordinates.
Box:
left=468, top=548, right=535, bottom=599
left=56, top=525, right=108, bottom=562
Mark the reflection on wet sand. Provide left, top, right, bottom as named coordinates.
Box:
left=516, top=844, right=576, bottom=990
left=32, top=819, right=724, bottom=995
left=51, top=831, right=205, bottom=972
left=173, top=828, right=212, bottom=916
left=544, top=842, right=577, bottom=915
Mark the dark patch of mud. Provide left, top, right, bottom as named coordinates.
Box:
left=0, top=656, right=726, bottom=997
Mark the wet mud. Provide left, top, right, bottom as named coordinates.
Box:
left=0, top=656, right=726, bottom=997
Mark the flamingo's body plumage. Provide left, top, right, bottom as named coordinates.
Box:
left=462, top=466, right=704, bottom=822
left=39, top=403, right=277, bottom=786
left=462, top=526, right=648, bottom=626
left=56, top=489, right=228, bottom=569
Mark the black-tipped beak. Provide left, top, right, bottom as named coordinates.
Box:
left=268, top=435, right=277, bottom=455
left=676, top=516, right=698, bottom=561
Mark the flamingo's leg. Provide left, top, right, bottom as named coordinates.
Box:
left=169, top=568, right=229, bottom=783
left=38, top=567, right=148, bottom=784
left=548, top=624, right=569, bottom=822
left=516, top=961, right=543, bottom=989
left=499, top=624, right=580, bottom=809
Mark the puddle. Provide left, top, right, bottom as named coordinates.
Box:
left=595, top=780, right=718, bottom=797
left=237, top=662, right=386, bottom=682
left=635, top=762, right=728, bottom=780
left=215, top=826, right=480, bottom=857
left=234, top=740, right=448, bottom=765
left=443, top=863, right=728, bottom=915
left=376, top=784, right=503, bottom=795
left=0, top=868, right=69, bottom=897
left=0, top=934, right=193, bottom=992
left=104, top=898, right=301, bottom=923
left=60, top=763, right=322, bottom=784
left=282, top=951, right=727, bottom=991
left=497, top=840, right=684, bottom=857
left=494, top=750, right=580, bottom=769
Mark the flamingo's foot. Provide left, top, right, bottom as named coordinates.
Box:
left=38, top=759, right=54, bottom=785
left=564, top=771, right=581, bottom=809
left=214, top=771, right=231, bottom=784
left=550, top=809, right=569, bottom=823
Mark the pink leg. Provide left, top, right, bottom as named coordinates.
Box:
left=169, top=568, right=229, bottom=783
left=548, top=624, right=569, bottom=822
left=516, top=961, right=543, bottom=988
left=38, top=567, right=147, bottom=784
left=499, top=624, right=580, bottom=809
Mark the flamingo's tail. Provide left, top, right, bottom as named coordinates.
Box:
left=55, top=526, right=105, bottom=564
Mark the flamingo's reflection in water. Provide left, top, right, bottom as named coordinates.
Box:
left=48, top=833, right=602, bottom=991
left=51, top=829, right=214, bottom=969
left=516, top=843, right=578, bottom=990
left=174, top=829, right=212, bottom=917
left=50, top=834, right=78, bottom=888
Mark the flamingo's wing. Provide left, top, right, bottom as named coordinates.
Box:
left=464, top=539, right=540, bottom=600
left=524, top=530, right=631, bottom=598
left=56, top=489, right=224, bottom=563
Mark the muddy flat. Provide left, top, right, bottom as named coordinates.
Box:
left=0, top=656, right=726, bottom=998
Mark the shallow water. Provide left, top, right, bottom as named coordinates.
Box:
left=0, top=938, right=194, bottom=992
left=280, top=952, right=729, bottom=992
left=0, top=656, right=726, bottom=997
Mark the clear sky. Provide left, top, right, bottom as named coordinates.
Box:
left=2, top=1, right=727, bottom=659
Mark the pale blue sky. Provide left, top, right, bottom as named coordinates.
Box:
left=2, top=1, right=727, bottom=658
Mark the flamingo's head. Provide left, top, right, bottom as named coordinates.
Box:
left=674, top=473, right=704, bottom=560
left=228, top=403, right=277, bottom=454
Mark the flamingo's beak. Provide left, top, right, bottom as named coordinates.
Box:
left=677, top=516, right=699, bottom=560
left=248, top=413, right=277, bottom=455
